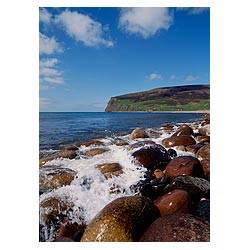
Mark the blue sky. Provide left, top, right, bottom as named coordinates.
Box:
left=39, top=7, right=210, bottom=112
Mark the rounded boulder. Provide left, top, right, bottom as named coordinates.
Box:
left=80, top=196, right=160, bottom=242
left=130, top=128, right=149, bottom=140
left=162, top=135, right=196, bottom=148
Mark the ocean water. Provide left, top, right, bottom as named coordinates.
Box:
left=39, top=112, right=202, bottom=150
left=39, top=112, right=204, bottom=241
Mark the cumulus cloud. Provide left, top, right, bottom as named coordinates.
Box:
left=146, top=73, right=162, bottom=80
left=177, top=7, right=209, bottom=15
left=39, top=8, right=52, bottom=24
left=39, top=32, right=63, bottom=55
left=54, top=10, right=114, bottom=48
left=118, top=7, right=173, bottom=39
left=40, top=58, right=64, bottom=85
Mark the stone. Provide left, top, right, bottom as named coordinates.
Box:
left=186, top=143, right=205, bottom=154
left=81, top=140, right=103, bottom=147
left=164, top=175, right=210, bottom=199
left=96, top=163, right=123, bottom=179
left=192, top=199, right=210, bottom=223
left=172, top=124, right=194, bottom=137
left=39, top=150, right=77, bottom=166
left=154, top=189, right=190, bottom=216
left=153, top=169, right=165, bottom=178
left=196, top=135, right=210, bottom=143
left=80, top=196, right=160, bottom=242
left=115, top=141, right=129, bottom=146
left=196, top=144, right=210, bottom=161
left=162, top=135, right=196, bottom=148
left=53, top=237, right=75, bottom=242
left=201, top=159, right=210, bottom=176
left=140, top=213, right=210, bottom=242
left=162, top=125, right=174, bottom=132
left=164, top=156, right=204, bottom=179
left=128, top=140, right=155, bottom=150
left=167, top=148, right=177, bottom=158
left=199, top=124, right=210, bottom=136
left=39, top=167, right=76, bottom=191
left=64, top=146, right=79, bottom=151
left=132, top=144, right=171, bottom=171
left=85, top=148, right=107, bottom=157
left=130, top=128, right=149, bottom=140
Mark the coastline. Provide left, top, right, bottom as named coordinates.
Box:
left=106, top=110, right=210, bottom=114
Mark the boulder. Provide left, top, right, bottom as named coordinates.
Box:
left=132, top=144, right=171, bottom=171
left=115, top=141, right=129, bottom=146
left=140, top=213, right=210, bottom=242
left=196, top=135, right=210, bottom=143
left=128, top=140, right=156, bottom=150
left=81, top=140, right=104, bottom=147
left=164, top=156, right=204, bottom=179
left=172, top=124, right=194, bottom=137
left=162, top=135, right=196, bottom=148
left=186, top=143, right=205, bottom=154
left=39, top=167, right=76, bottom=191
left=81, top=196, right=160, bottom=242
left=154, top=189, right=190, bottom=216
left=153, top=169, right=165, bottom=179
left=201, top=159, right=210, bottom=176
left=130, top=128, right=149, bottom=140
left=196, top=144, right=210, bottom=161
left=199, top=124, right=210, bottom=136
left=192, top=199, right=210, bottom=223
left=96, top=163, right=123, bottom=179
left=64, top=146, right=79, bottom=151
left=85, top=148, right=107, bottom=157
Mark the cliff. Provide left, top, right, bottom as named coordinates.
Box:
left=105, top=84, right=210, bottom=112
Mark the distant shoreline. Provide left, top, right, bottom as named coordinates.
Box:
left=106, top=110, right=210, bottom=114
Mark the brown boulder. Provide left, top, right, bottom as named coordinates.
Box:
left=162, top=135, right=196, bottom=148
left=81, top=140, right=103, bottom=147
left=196, top=135, right=210, bottom=143
left=132, top=144, right=171, bottom=171
left=172, top=124, right=194, bottom=137
left=140, top=213, right=210, bottom=242
left=201, top=159, right=210, bottom=176
left=196, top=144, right=210, bottom=160
left=81, top=196, right=160, bottom=242
left=64, top=146, right=79, bottom=151
left=199, top=124, right=210, bottom=136
left=96, top=163, right=123, bottom=179
left=115, top=141, right=129, bottom=146
left=130, top=128, right=149, bottom=140
left=153, top=169, right=165, bottom=179
left=154, top=189, right=190, bottom=216
left=186, top=143, right=205, bottom=154
left=164, top=156, right=204, bottom=179
left=85, top=148, right=107, bottom=156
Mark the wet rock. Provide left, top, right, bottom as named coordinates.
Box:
left=197, top=135, right=210, bottom=143
left=146, top=129, right=162, bottom=138
left=80, top=140, right=103, bottom=147
left=153, top=169, right=165, bottom=178
left=139, top=183, right=156, bottom=200
left=199, top=124, right=210, bottom=136
left=130, top=128, right=149, bottom=140
left=192, top=199, right=210, bottom=223
left=115, top=141, right=129, bottom=146
left=149, top=176, right=172, bottom=198
left=39, top=167, right=76, bottom=191
left=167, top=148, right=177, bottom=158
left=196, top=144, right=210, bottom=161
left=164, top=175, right=210, bottom=199
left=172, top=124, right=194, bottom=137
left=200, top=159, right=210, bottom=176
left=128, top=140, right=155, bottom=150
left=132, top=144, right=171, bottom=171
left=64, top=146, right=79, bottom=151
left=154, top=189, right=190, bottom=216
left=80, top=196, right=160, bottom=242
left=162, top=125, right=174, bottom=132
left=162, top=135, right=196, bottom=148
left=164, top=156, right=204, bottom=179
left=96, top=163, right=123, bottom=179
left=140, top=213, right=210, bottom=242
left=85, top=148, right=107, bottom=157
left=186, top=143, right=205, bottom=154
left=39, top=150, right=77, bottom=166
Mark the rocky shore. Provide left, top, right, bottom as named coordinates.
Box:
left=39, top=113, right=210, bottom=242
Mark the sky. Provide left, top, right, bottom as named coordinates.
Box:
left=39, top=7, right=210, bottom=112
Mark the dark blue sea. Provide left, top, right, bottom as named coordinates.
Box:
left=39, top=112, right=203, bottom=150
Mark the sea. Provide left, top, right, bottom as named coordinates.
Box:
left=39, top=111, right=204, bottom=241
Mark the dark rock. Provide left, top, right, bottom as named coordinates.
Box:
left=192, top=199, right=210, bottom=223
left=153, top=169, right=165, bottom=178
left=96, top=163, right=123, bottom=179
left=53, top=237, right=75, bottom=242
left=196, top=135, right=210, bottom=143
left=167, top=148, right=177, bottom=158
left=140, top=213, right=210, bottom=242
left=154, top=189, right=190, bottom=216
left=162, top=135, right=196, bottom=148
left=164, top=156, right=204, bottom=179
left=130, top=128, right=149, bottom=140
left=64, top=146, right=79, bottom=151
left=132, top=144, right=171, bottom=171
left=200, top=159, right=210, bottom=176
left=80, top=196, right=160, bottom=242
left=139, top=183, right=157, bottom=200
left=196, top=144, right=210, bottom=161
left=186, top=143, right=205, bottom=154
left=164, top=175, right=210, bottom=199
left=172, top=124, right=194, bottom=137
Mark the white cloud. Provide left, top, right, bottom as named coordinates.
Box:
left=177, top=7, right=209, bottom=15
left=118, top=7, right=173, bottom=39
left=40, top=97, right=50, bottom=107
left=39, top=32, right=62, bottom=55
left=184, top=75, right=199, bottom=82
left=40, top=58, right=58, bottom=68
left=39, top=8, right=52, bottom=24
left=54, top=10, right=114, bottom=48
left=146, top=73, right=162, bottom=80
left=43, top=76, right=64, bottom=84
left=169, top=74, right=199, bottom=82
